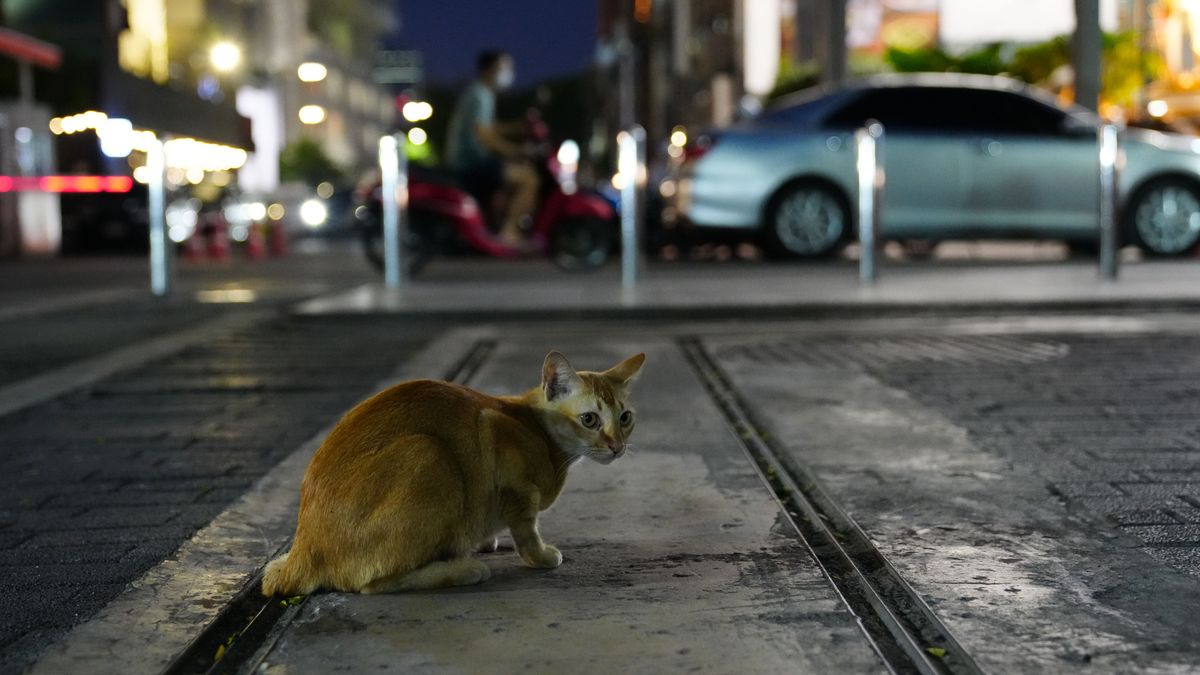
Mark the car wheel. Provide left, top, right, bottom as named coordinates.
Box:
left=550, top=216, right=613, bottom=271
left=1127, top=178, right=1200, bottom=256
left=900, top=238, right=939, bottom=259
left=763, top=183, right=848, bottom=259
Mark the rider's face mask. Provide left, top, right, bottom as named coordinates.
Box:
left=496, top=65, right=515, bottom=90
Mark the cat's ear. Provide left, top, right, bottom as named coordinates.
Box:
left=605, top=353, right=645, bottom=386
left=542, top=351, right=583, bottom=401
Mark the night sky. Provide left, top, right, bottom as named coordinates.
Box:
left=387, top=1, right=598, bottom=87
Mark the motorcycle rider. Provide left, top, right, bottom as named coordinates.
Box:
left=445, top=50, right=538, bottom=246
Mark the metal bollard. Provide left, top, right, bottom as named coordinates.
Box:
left=147, top=138, right=170, bottom=296
left=855, top=120, right=884, bottom=284
left=378, top=133, right=408, bottom=289
left=1098, top=124, right=1120, bottom=280
left=617, top=125, right=646, bottom=291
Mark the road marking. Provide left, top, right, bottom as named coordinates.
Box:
left=28, top=326, right=494, bottom=675
left=0, top=310, right=268, bottom=419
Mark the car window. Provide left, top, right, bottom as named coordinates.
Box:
left=759, top=92, right=828, bottom=126
left=822, top=86, right=1067, bottom=136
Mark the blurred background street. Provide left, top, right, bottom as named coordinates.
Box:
left=3, top=0, right=1200, bottom=673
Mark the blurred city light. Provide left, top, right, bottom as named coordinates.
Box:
left=1148, top=99, right=1169, bottom=117
left=669, top=127, right=687, bottom=147
left=298, top=105, right=327, bottom=124
left=195, top=289, right=258, bottom=303
left=316, top=181, right=335, bottom=199
left=0, top=176, right=133, bottom=193
left=556, top=139, right=580, bottom=166
left=297, top=62, right=328, bottom=82
left=299, top=198, right=328, bottom=227
left=557, top=140, right=580, bottom=195
left=407, top=127, right=428, bottom=145
left=50, top=111, right=246, bottom=172
left=165, top=199, right=200, bottom=242
left=209, top=41, right=241, bottom=73
left=163, top=137, right=248, bottom=172
left=247, top=202, right=267, bottom=221
left=402, top=101, right=433, bottom=122
left=267, top=203, right=285, bottom=220
left=98, top=117, right=134, bottom=158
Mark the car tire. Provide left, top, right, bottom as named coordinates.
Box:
left=900, top=238, right=939, bottom=259
left=550, top=216, right=613, bottom=271
left=762, top=182, right=849, bottom=259
left=1125, top=177, right=1200, bottom=256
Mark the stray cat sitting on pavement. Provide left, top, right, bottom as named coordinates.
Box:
left=262, top=350, right=645, bottom=596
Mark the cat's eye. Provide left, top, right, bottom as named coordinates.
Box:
left=620, top=410, right=634, bottom=426
left=578, top=412, right=600, bottom=429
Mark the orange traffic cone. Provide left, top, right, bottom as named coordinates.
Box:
left=246, top=222, right=267, bottom=260
left=183, top=229, right=205, bottom=262
left=268, top=221, right=289, bottom=257
left=207, top=214, right=230, bottom=262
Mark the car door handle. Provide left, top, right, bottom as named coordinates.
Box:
left=974, top=139, right=1002, bottom=157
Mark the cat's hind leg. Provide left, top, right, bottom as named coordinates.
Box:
left=360, top=558, right=491, bottom=594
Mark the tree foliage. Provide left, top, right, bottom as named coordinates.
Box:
left=279, top=138, right=344, bottom=185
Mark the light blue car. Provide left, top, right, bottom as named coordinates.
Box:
left=671, top=73, right=1200, bottom=258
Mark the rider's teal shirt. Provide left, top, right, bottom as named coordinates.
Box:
left=445, top=81, right=496, bottom=170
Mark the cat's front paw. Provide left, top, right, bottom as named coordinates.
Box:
left=521, top=544, right=562, bottom=569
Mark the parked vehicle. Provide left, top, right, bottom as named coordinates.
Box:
left=357, top=132, right=616, bottom=275
left=668, top=73, right=1200, bottom=258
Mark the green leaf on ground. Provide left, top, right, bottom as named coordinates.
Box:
left=926, top=646, right=947, bottom=658
left=280, top=595, right=306, bottom=607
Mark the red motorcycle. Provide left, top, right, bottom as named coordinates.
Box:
left=358, top=127, right=616, bottom=275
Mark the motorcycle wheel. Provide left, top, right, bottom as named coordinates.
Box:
left=550, top=216, right=613, bottom=272
left=362, top=218, right=435, bottom=277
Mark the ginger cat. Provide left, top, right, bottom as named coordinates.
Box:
left=262, top=350, right=645, bottom=595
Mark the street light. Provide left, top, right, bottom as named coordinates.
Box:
left=297, top=62, right=328, bottom=83
left=210, top=41, right=241, bottom=73
left=298, top=105, right=327, bottom=125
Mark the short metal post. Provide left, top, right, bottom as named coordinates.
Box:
left=1098, top=123, right=1120, bottom=280
left=147, top=138, right=170, bottom=297
left=618, top=125, right=645, bottom=291
left=379, top=133, right=408, bottom=289
left=855, top=120, right=884, bottom=284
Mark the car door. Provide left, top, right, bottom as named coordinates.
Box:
left=956, top=88, right=1097, bottom=236
left=821, top=86, right=970, bottom=238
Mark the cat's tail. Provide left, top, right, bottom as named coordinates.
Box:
left=261, top=549, right=320, bottom=597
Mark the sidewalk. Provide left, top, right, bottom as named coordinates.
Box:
left=295, top=257, right=1200, bottom=317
